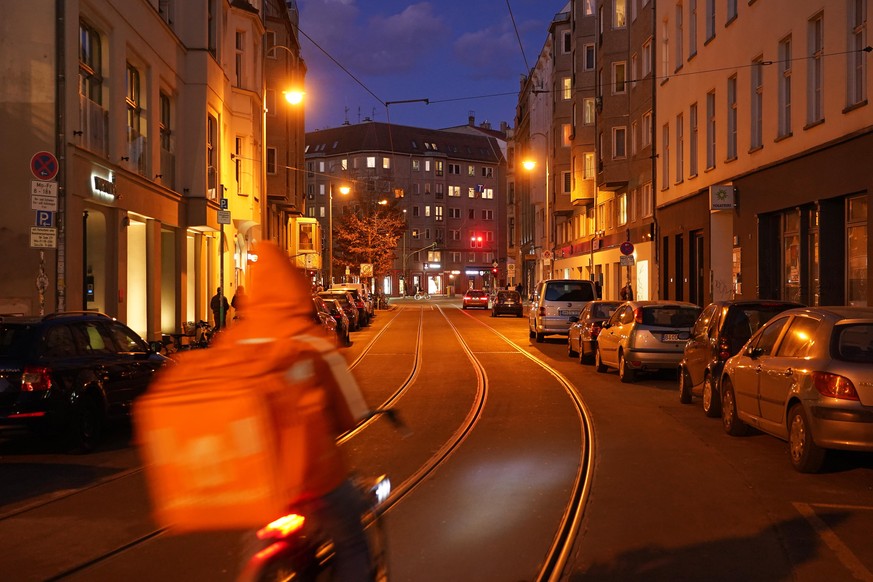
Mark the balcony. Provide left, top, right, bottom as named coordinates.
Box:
left=77, top=95, right=108, bottom=157
left=126, top=127, right=148, bottom=177
left=160, top=148, right=176, bottom=190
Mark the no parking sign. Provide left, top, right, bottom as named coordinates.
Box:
left=31, top=151, right=59, bottom=181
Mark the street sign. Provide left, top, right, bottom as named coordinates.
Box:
left=620, top=241, right=635, bottom=256
left=220, top=198, right=229, bottom=210
left=507, top=263, right=516, bottom=272
left=620, top=255, right=635, bottom=266
left=360, top=263, right=373, bottom=277
left=31, top=151, right=59, bottom=181
left=492, top=261, right=498, bottom=267
left=217, top=210, right=231, bottom=224
left=30, top=227, right=57, bottom=249
left=35, top=211, right=55, bottom=227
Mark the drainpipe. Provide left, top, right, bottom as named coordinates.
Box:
left=55, top=0, right=67, bottom=311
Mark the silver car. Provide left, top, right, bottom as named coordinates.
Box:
left=720, top=306, right=873, bottom=473
left=528, top=279, right=600, bottom=343
left=595, top=301, right=702, bottom=383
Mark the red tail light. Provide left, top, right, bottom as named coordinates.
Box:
left=812, top=372, right=859, bottom=401
left=21, top=367, right=52, bottom=392
left=717, top=337, right=732, bottom=361
left=257, top=514, right=305, bottom=540
left=633, top=308, right=644, bottom=324
left=591, top=323, right=603, bottom=338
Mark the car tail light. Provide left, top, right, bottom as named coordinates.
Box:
left=591, top=323, right=602, bottom=338
left=717, top=337, right=732, bottom=361
left=21, top=366, right=52, bottom=392
left=812, top=372, right=859, bottom=401
left=633, top=308, right=644, bottom=324
left=257, top=513, right=305, bottom=540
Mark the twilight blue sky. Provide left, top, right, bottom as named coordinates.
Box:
left=297, top=0, right=569, bottom=131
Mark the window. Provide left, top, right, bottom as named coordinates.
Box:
left=468, top=165, right=476, bottom=176
left=776, top=317, right=819, bottom=357
left=584, top=98, right=596, bottom=125
left=482, top=188, right=494, bottom=199
left=208, top=0, right=217, bottom=56
left=661, top=123, right=670, bottom=188
left=266, top=147, right=277, bottom=174
left=675, top=113, right=684, bottom=182
left=449, top=208, right=460, bottom=219
left=689, top=0, right=698, bottom=56
left=631, top=120, right=638, bottom=155
left=675, top=2, right=684, bottom=69
left=613, top=127, right=627, bottom=159
left=705, top=0, right=715, bottom=41
left=481, top=167, right=493, bottom=177
left=848, top=195, right=868, bottom=306
left=366, top=156, right=376, bottom=168
left=642, top=110, right=652, bottom=147
left=706, top=91, right=716, bottom=168
left=159, top=92, right=172, bottom=152
left=79, top=21, right=103, bottom=104
left=584, top=44, right=595, bottom=71
left=689, top=102, right=698, bottom=176
left=412, top=159, right=420, bottom=171
left=562, top=77, right=572, bottom=100
left=641, top=181, right=653, bottom=217
left=727, top=75, right=737, bottom=159
left=782, top=210, right=801, bottom=302
left=808, top=13, right=824, bottom=124
left=584, top=152, right=595, bottom=178
left=383, top=157, right=391, bottom=170
left=661, top=20, right=670, bottom=78
left=631, top=53, right=638, bottom=88
left=614, top=0, right=627, bottom=28
left=235, top=137, right=242, bottom=185
left=727, top=0, right=737, bottom=22
left=584, top=0, right=594, bottom=16
left=235, top=31, right=245, bottom=87
left=435, top=160, right=444, bottom=176
left=778, top=36, right=792, bottom=137
left=562, top=30, right=572, bottom=54
left=435, top=206, right=443, bottom=222
left=448, top=163, right=460, bottom=174
left=751, top=58, right=763, bottom=150
left=848, top=0, right=867, bottom=107
left=126, top=63, right=145, bottom=174
left=449, top=186, right=460, bottom=197
left=482, top=210, right=494, bottom=220
left=642, top=38, right=652, bottom=76
left=412, top=206, right=420, bottom=217
left=613, top=62, right=627, bottom=93
left=425, top=160, right=431, bottom=172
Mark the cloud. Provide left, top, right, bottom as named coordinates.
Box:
left=453, top=15, right=546, bottom=81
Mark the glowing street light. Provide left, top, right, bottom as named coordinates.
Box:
left=328, top=184, right=350, bottom=285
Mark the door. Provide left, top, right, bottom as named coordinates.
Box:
left=598, top=305, right=632, bottom=367
left=685, top=304, right=719, bottom=388
left=730, top=315, right=791, bottom=420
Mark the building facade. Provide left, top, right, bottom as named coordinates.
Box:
left=0, top=0, right=305, bottom=339
left=304, top=120, right=506, bottom=296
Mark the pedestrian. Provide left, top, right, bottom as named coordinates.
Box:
left=231, top=286, right=246, bottom=321
left=210, top=287, right=229, bottom=329
left=620, top=281, right=634, bottom=301
left=515, top=282, right=524, bottom=296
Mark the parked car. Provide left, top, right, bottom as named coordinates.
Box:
left=491, top=290, right=523, bottom=317
left=595, top=300, right=702, bottom=383
left=567, top=300, right=623, bottom=363
left=529, top=279, right=600, bottom=343
left=312, top=296, right=338, bottom=342
left=0, top=312, right=167, bottom=452
left=322, top=298, right=351, bottom=346
left=720, top=306, right=873, bottom=473
left=331, top=287, right=370, bottom=326
left=679, top=300, right=803, bottom=417
left=462, top=289, right=490, bottom=310
left=331, top=284, right=375, bottom=320
left=318, top=291, right=360, bottom=331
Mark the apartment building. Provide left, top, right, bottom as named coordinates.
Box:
left=304, top=120, right=506, bottom=295
left=0, top=0, right=304, bottom=340
left=657, top=0, right=872, bottom=306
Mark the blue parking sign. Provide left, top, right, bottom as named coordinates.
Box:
left=35, top=211, right=55, bottom=227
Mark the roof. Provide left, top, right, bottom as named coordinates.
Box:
left=306, top=121, right=505, bottom=164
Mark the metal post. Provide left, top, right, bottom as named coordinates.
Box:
left=219, top=188, right=225, bottom=329
left=328, top=183, right=333, bottom=286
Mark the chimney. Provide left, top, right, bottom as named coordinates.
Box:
left=468, top=111, right=475, bottom=126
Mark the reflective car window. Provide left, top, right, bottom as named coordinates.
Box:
left=107, top=322, right=149, bottom=353
left=835, top=324, right=873, bottom=363
left=641, top=307, right=700, bottom=327
left=42, top=325, right=78, bottom=358
left=752, top=316, right=790, bottom=356
left=544, top=282, right=595, bottom=302
left=775, top=316, right=819, bottom=358
left=693, top=304, right=717, bottom=338
left=0, top=325, right=34, bottom=359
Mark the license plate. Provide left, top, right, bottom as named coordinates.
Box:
left=559, top=310, right=579, bottom=316
left=662, top=333, right=680, bottom=341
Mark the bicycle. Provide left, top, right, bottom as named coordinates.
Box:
left=413, top=290, right=430, bottom=300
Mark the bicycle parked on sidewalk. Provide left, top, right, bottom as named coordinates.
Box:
left=414, top=290, right=430, bottom=300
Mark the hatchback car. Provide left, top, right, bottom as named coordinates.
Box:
left=491, top=290, right=524, bottom=317
left=322, top=298, right=351, bottom=346
left=567, top=300, right=623, bottom=363
left=318, top=291, right=360, bottom=331
left=462, top=290, right=490, bottom=310
left=311, top=296, right=338, bottom=342
left=529, top=279, right=600, bottom=343
left=720, top=306, right=873, bottom=473
left=679, top=300, right=803, bottom=417
left=0, top=312, right=167, bottom=452
left=596, top=301, right=702, bottom=382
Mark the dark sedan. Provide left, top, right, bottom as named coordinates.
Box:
left=491, top=290, right=524, bottom=317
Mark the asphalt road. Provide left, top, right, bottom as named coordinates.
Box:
left=1, top=297, right=872, bottom=581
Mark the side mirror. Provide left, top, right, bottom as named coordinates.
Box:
left=149, top=341, right=165, bottom=354
left=748, top=346, right=763, bottom=358
left=601, top=321, right=612, bottom=329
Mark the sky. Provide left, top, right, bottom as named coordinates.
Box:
left=297, top=0, right=570, bottom=132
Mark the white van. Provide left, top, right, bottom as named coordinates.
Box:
left=528, top=279, right=600, bottom=343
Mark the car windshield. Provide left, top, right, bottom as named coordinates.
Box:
left=641, top=306, right=701, bottom=327
left=544, top=282, right=594, bottom=302
left=725, top=304, right=799, bottom=336
left=497, top=292, right=519, bottom=301
left=468, top=291, right=486, bottom=297
left=834, top=323, right=873, bottom=363
left=592, top=303, right=619, bottom=318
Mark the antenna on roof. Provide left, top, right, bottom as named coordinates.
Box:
left=343, top=106, right=350, bottom=125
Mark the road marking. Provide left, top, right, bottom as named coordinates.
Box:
left=793, top=501, right=873, bottom=582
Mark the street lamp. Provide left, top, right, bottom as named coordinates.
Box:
left=328, top=184, right=350, bottom=286
left=523, top=131, right=551, bottom=280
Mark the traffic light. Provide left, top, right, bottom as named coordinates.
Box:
left=470, top=234, right=483, bottom=249
left=491, top=267, right=498, bottom=275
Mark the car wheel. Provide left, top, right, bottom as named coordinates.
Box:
left=702, top=374, right=721, bottom=417
left=721, top=379, right=749, bottom=436
left=595, top=347, right=608, bottom=373
left=788, top=403, right=826, bottom=473
left=535, top=331, right=544, bottom=343
left=679, top=367, right=692, bottom=404
left=618, top=351, right=635, bottom=383
left=529, top=325, right=536, bottom=339
left=567, top=337, right=577, bottom=357
left=462, top=305, right=467, bottom=310
left=68, top=397, right=102, bottom=453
